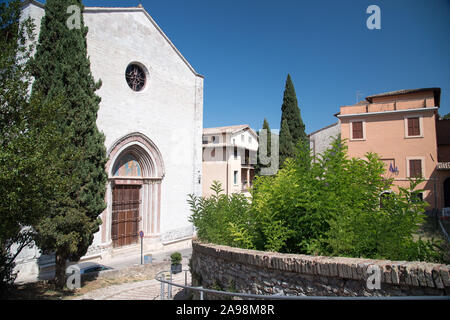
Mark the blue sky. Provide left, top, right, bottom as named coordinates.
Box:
left=82, top=0, right=450, bottom=133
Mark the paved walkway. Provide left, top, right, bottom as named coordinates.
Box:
left=15, top=245, right=193, bottom=285
left=95, top=247, right=193, bottom=271
left=75, top=270, right=191, bottom=300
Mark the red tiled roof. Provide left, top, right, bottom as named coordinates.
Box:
left=365, top=87, right=441, bottom=106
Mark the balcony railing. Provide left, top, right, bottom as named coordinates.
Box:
left=437, top=162, right=450, bottom=170
left=340, top=98, right=435, bottom=116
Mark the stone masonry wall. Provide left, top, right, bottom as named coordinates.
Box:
left=309, top=122, right=340, bottom=158
left=191, top=241, right=450, bottom=298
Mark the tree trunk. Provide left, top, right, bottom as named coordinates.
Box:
left=54, top=253, right=67, bottom=289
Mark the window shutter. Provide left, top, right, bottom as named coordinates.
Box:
left=413, top=118, right=420, bottom=135
left=408, top=118, right=420, bottom=136
left=352, top=121, right=363, bottom=139
left=409, top=159, right=422, bottom=177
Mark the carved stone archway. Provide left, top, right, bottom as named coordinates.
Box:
left=101, top=133, right=165, bottom=246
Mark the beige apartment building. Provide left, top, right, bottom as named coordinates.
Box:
left=202, top=125, right=259, bottom=197
left=334, top=88, right=450, bottom=210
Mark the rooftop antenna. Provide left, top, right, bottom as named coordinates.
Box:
left=356, top=90, right=364, bottom=104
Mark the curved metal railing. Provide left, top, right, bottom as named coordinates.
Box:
left=155, top=269, right=450, bottom=301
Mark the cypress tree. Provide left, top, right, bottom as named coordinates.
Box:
left=279, top=119, right=295, bottom=166
left=29, top=0, right=108, bottom=288
left=255, top=118, right=272, bottom=175
left=262, top=118, right=272, bottom=158
left=280, top=74, right=307, bottom=145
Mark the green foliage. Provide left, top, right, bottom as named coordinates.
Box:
left=438, top=112, right=450, bottom=120
left=252, top=137, right=443, bottom=262
left=170, top=252, right=182, bottom=265
left=255, top=118, right=272, bottom=176
left=262, top=118, right=272, bottom=158
left=0, top=0, right=77, bottom=294
left=188, top=181, right=256, bottom=249
left=251, top=140, right=323, bottom=253
left=189, top=137, right=444, bottom=263
left=278, top=74, right=308, bottom=170
left=280, top=74, right=307, bottom=152
left=279, top=119, right=295, bottom=166
left=324, top=178, right=445, bottom=263
left=29, top=0, right=108, bottom=287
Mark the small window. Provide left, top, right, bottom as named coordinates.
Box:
left=241, top=134, right=244, bottom=142
left=352, top=121, right=363, bottom=139
left=234, top=146, right=238, bottom=159
left=409, top=159, right=422, bottom=178
left=407, top=117, right=420, bottom=136
left=233, top=171, right=238, bottom=185
left=249, top=136, right=252, bottom=143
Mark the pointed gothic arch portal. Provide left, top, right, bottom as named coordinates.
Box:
left=102, top=133, right=165, bottom=248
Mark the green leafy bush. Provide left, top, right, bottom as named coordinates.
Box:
left=188, top=138, right=445, bottom=263
left=170, top=252, right=182, bottom=265
left=188, top=181, right=256, bottom=249
left=251, top=138, right=444, bottom=262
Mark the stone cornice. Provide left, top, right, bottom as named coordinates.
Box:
left=337, top=107, right=438, bottom=119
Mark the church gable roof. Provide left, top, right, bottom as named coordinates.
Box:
left=23, top=0, right=203, bottom=78
left=204, top=125, right=258, bottom=139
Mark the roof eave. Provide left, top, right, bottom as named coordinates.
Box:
left=365, top=88, right=441, bottom=104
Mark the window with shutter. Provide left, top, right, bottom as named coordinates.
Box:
left=407, top=118, right=420, bottom=136
left=409, top=159, right=422, bottom=177
left=352, top=121, right=363, bottom=139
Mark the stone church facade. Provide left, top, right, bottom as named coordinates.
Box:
left=15, top=1, right=203, bottom=281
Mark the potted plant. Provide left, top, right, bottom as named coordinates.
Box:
left=170, top=252, right=182, bottom=274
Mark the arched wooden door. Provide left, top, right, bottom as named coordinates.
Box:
left=105, top=133, right=166, bottom=247
left=111, top=184, right=141, bottom=247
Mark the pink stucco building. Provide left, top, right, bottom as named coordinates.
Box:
left=334, top=88, right=450, bottom=210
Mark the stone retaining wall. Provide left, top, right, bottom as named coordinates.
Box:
left=190, top=241, right=450, bottom=298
